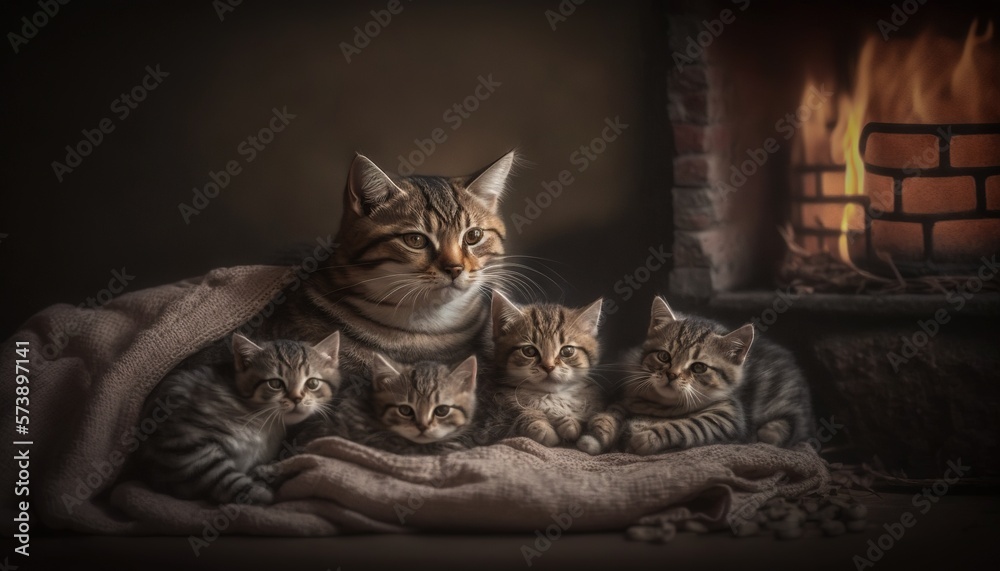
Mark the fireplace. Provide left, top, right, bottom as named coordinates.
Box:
left=662, top=1, right=1000, bottom=478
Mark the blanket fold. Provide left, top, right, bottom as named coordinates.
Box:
left=1, top=265, right=828, bottom=536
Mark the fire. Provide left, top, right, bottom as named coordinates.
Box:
left=792, top=20, right=1000, bottom=264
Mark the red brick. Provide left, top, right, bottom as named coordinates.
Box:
left=820, top=171, right=846, bottom=197
left=797, top=173, right=818, bottom=198
left=932, top=220, right=1000, bottom=264
left=871, top=220, right=925, bottom=262
left=901, top=176, right=977, bottom=214
left=950, top=134, right=1000, bottom=168
left=988, top=176, right=1000, bottom=211
left=673, top=123, right=732, bottom=154
left=865, top=133, right=939, bottom=170
left=865, top=172, right=896, bottom=213
left=799, top=203, right=846, bottom=231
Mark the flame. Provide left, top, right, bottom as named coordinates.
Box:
left=793, top=20, right=1000, bottom=263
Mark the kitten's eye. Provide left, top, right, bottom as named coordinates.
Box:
left=559, top=346, right=576, bottom=358
left=433, top=405, right=450, bottom=417
left=402, top=234, right=428, bottom=249
left=398, top=405, right=415, bottom=417
left=691, top=362, right=708, bottom=374
left=656, top=351, right=671, bottom=363
left=266, top=379, right=284, bottom=390
left=464, top=228, right=484, bottom=246
left=306, top=378, right=321, bottom=390
left=521, top=346, right=538, bottom=358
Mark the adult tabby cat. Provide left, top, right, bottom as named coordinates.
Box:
left=299, top=354, right=479, bottom=454
left=578, top=296, right=813, bottom=455
left=138, top=333, right=340, bottom=504
left=259, top=151, right=516, bottom=376
left=486, top=292, right=605, bottom=447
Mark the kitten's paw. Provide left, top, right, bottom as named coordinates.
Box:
left=626, top=430, right=663, bottom=455
left=241, top=483, right=275, bottom=505
left=250, top=462, right=281, bottom=484
left=577, top=434, right=604, bottom=455
left=554, top=417, right=582, bottom=442
left=756, top=420, right=792, bottom=447
left=525, top=420, right=560, bottom=447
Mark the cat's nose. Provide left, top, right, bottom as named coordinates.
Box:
left=443, top=265, right=463, bottom=279
left=291, top=395, right=303, bottom=404
left=666, top=372, right=678, bottom=381
left=416, top=422, right=429, bottom=432
left=541, top=364, right=555, bottom=373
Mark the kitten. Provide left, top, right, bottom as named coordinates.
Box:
left=487, top=292, right=605, bottom=447
left=578, top=297, right=814, bottom=455
left=302, top=354, right=479, bottom=455
left=138, top=332, right=341, bottom=504
left=254, top=152, right=519, bottom=377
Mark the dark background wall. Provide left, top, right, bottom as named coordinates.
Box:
left=0, top=0, right=672, bottom=350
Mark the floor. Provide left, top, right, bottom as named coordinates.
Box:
left=23, top=492, right=1000, bottom=571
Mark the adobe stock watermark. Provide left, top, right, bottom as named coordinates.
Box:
left=178, top=106, right=296, bottom=224
left=26, top=267, right=137, bottom=375
left=340, top=0, right=413, bottom=63
left=7, top=0, right=71, bottom=54
left=887, top=254, right=999, bottom=372
left=51, top=64, right=170, bottom=182
left=213, top=0, right=243, bottom=21
left=544, top=0, right=585, bottom=31
left=852, top=458, right=970, bottom=570
left=509, top=116, right=629, bottom=234
left=60, top=393, right=180, bottom=515
left=877, top=0, right=929, bottom=40
left=521, top=503, right=583, bottom=567
left=749, top=286, right=801, bottom=333
left=604, top=244, right=670, bottom=315
left=189, top=439, right=306, bottom=556
left=671, top=0, right=750, bottom=70
left=396, top=73, right=502, bottom=175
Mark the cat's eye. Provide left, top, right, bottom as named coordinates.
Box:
left=464, top=228, right=484, bottom=246
left=398, top=405, right=415, bottom=417
left=306, top=378, right=321, bottom=390
left=559, top=346, right=576, bottom=358
left=655, top=351, right=671, bottom=362
left=402, top=234, right=428, bottom=249
left=691, top=362, right=708, bottom=374
left=433, top=405, right=450, bottom=417
left=266, top=379, right=284, bottom=390
left=521, top=346, right=538, bottom=358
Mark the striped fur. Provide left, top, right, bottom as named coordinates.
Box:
left=262, top=152, right=516, bottom=377
left=484, top=293, right=606, bottom=447
left=298, top=357, right=479, bottom=455
left=138, top=334, right=341, bottom=504
left=578, top=296, right=814, bottom=455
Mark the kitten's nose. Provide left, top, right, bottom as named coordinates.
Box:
left=666, top=372, right=678, bottom=382
left=291, top=395, right=303, bottom=404
left=443, top=265, right=463, bottom=280
left=541, top=364, right=555, bottom=373
left=416, top=422, right=429, bottom=432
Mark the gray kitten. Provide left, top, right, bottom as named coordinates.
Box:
left=138, top=332, right=340, bottom=504
left=579, top=297, right=814, bottom=455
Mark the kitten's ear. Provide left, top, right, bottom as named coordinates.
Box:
left=491, top=290, right=523, bottom=335
left=451, top=355, right=478, bottom=393
left=466, top=150, right=516, bottom=211
left=648, top=296, right=679, bottom=333
left=347, top=154, right=406, bottom=216
left=231, top=334, right=263, bottom=372
left=312, top=331, right=341, bottom=367
left=576, top=298, right=604, bottom=336
left=371, top=353, right=401, bottom=390
left=720, top=324, right=755, bottom=365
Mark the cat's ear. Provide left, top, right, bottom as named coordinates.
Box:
left=371, top=353, right=401, bottom=390
left=231, top=334, right=263, bottom=372
left=491, top=290, right=523, bottom=335
left=720, top=324, right=755, bottom=365
left=312, top=331, right=340, bottom=367
left=576, top=298, right=604, bottom=337
left=347, top=154, right=406, bottom=216
left=648, top=296, right=679, bottom=333
left=450, top=355, right=478, bottom=393
left=465, top=150, right=516, bottom=211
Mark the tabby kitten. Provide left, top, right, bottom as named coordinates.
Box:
left=258, top=152, right=517, bottom=377
left=487, top=292, right=605, bottom=447
left=302, top=355, right=479, bottom=455
left=138, top=332, right=341, bottom=504
left=578, top=297, right=813, bottom=455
